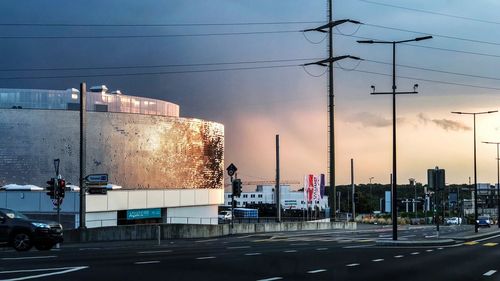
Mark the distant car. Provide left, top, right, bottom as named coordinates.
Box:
left=218, top=211, right=232, bottom=221
left=477, top=215, right=491, bottom=228
left=446, top=217, right=462, bottom=225
left=0, top=208, right=63, bottom=251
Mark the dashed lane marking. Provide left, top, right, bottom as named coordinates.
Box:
left=138, top=250, right=172, bottom=254
left=464, top=241, right=478, bottom=246
left=483, top=270, right=497, bottom=276
left=2, top=256, right=57, bottom=261
left=484, top=243, right=498, bottom=247
left=358, top=239, right=374, bottom=243
left=196, top=256, right=216, bottom=260
left=283, top=250, right=297, bottom=253
left=437, top=247, right=444, bottom=250
left=410, top=252, right=420, bottom=255
left=372, top=259, right=384, bottom=262
left=346, top=263, right=360, bottom=267
left=307, top=269, right=327, bottom=274
left=257, top=277, right=283, bottom=281
left=426, top=249, right=434, bottom=252
left=134, top=261, right=160, bottom=265
left=245, top=253, right=262, bottom=256
left=290, top=243, right=309, bottom=246
left=394, top=255, right=404, bottom=258
left=316, top=248, right=328, bottom=251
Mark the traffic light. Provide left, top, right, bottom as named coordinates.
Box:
left=57, top=179, right=66, bottom=199
left=354, top=192, right=360, bottom=204
left=232, top=179, right=242, bottom=197
left=46, top=178, right=55, bottom=198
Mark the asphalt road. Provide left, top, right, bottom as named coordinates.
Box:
left=1, top=225, right=499, bottom=281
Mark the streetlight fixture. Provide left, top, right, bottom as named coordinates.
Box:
left=358, top=35, right=433, bottom=240
left=482, top=141, right=500, bottom=228
left=303, top=15, right=362, bottom=220
left=452, top=110, right=498, bottom=233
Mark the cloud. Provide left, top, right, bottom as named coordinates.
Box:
left=345, top=112, right=393, bottom=128
left=418, top=113, right=471, bottom=131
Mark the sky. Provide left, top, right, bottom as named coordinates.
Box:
left=1, top=0, right=500, bottom=186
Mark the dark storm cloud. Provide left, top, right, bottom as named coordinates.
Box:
left=418, top=113, right=471, bottom=131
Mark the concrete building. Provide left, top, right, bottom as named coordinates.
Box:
left=223, top=185, right=329, bottom=211
left=0, top=86, right=224, bottom=228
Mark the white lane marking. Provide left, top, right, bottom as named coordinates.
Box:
left=484, top=270, right=497, bottom=276
left=343, top=244, right=375, bottom=249
left=437, top=248, right=444, bottom=250
left=410, top=252, right=420, bottom=255
left=227, top=246, right=251, bottom=250
left=245, top=253, right=262, bottom=256
left=257, top=277, right=283, bottom=281
left=394, top=255, right=404, bottom=258
left=426, top=249, right=434, bottom=252
left=316, top=248, right=328, bottom=251
left=195, top=239, right=218, bottom=243
left=346, top=263, right=360, bottom=267
left=138, top=250, right=172, bottom=254
left=283, top=250, right=297, bottom=253
left=2, top=255, right=57, bottom=261
left=372, top=259, right=384, bottom=262
left=196, top=256, right=216, bottom=260
left=0, top=266, right=88, bottom=281
left=307, top=269, right=327, bottom=274
left=134, top=261, right=160, bottom=265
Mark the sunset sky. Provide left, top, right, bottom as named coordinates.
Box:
left=1, top=1, right=500, bottom=185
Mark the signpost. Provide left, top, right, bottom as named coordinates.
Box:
left=85, top=173, right=109, bottom=194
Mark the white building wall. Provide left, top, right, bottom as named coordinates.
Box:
left=165, top=205, right=218, bottom=225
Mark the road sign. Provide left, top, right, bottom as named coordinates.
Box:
left=85, top=174, right=109, bottom=184
left=226, top=163, right=237, bottom=177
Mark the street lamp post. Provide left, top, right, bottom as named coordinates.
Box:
left=482, top=141, right=500, bottom=228
left=358, top=36, right=432, bottom=240
left=452, top=110, right=498, bottom=233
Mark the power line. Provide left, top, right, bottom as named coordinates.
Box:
left=357, top=0, right=500, bottom=26
left=0, top=21, right=324, bottom=27
left=0, top=58, right=320, bottom=72
left=336, top=33, right=500, bottom=59
left=0, top=30, right=300, bottom=39
left=346, top=68, right=500, bottom=91
left=364, top=23, right=500, bottom=47
left=0, top=64, right=299, bottom=80
left=364, top=59, right=500, bottom=82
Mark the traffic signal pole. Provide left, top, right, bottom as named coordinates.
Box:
left=79, top=82, right=87, bottom=229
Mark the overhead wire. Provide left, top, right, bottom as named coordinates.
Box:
left=0, top=21, right=325, bottom=27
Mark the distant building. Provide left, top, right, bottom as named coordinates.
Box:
left=223, top=185, right=329, bottom=211
left=0, top=86, right=224, bottom=228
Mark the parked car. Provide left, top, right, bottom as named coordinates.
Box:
left=0, top=208, right=63, bottom=251
left=477, top=215, right=492, bottom=228
left=218, top=211, right=232, bottom=221
left=446, top=217, right=462, bottom=225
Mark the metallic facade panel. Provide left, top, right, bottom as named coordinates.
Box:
left=0, top=109, right=224, bottom=190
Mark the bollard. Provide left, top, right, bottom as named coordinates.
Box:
left=157, top=225, right=161, bottom=246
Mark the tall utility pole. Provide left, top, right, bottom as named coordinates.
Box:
left=351, top=158, right=355, bottom=220
left=79, top=82, right=87, bottom=230
left=275, top=134, right=281, bottom=222
left=303, top=14, right=361, bottom=220
left=358, top=35, right=432, bottom=240
left=482, top=141, right=500, bottom=228
left=452, top=110, right=497, bottom=233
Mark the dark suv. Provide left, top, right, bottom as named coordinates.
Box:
left=0, top=208, right=63, bottom=251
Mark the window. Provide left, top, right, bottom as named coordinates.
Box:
left=237, top=202, right=241, bottom=206
left=301, top=201, right=305, bottom=204
left=243, top=194, right=248, bottom=198
left=258, top=194, right=263, bottom=198
left=228, top=201, right=232, bottom=205
left=250, top=194, right=255, bottom=198
left=259, top=201, right=263, bottom=204
left=227, top=194, right=231, bottom=198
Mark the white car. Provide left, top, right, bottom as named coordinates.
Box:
left=446, top=217, right=462, bottom=225
left=218, top=211, right=232, bottom=220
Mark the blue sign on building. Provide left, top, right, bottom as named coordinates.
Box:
left=126, top=208, right=162, bottom=220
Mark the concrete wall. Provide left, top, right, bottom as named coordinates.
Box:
left=165, top=205, right=218, bottom=225
left=65, top=221, right=357, bottom=242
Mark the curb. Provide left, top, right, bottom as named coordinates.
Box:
left=445, top=230, right=500, bottom=242
left=375, top=239, right=456, bottom=247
